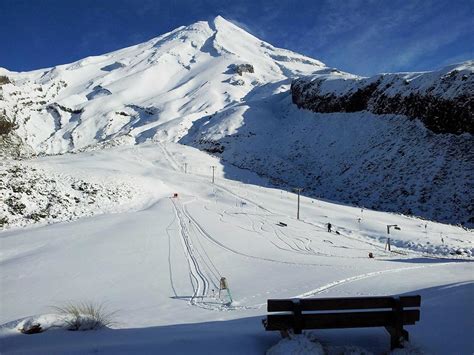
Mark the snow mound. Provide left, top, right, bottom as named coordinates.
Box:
left=266, top=333, right=427, bottom=355
left=10, top=310, right=112, bottom=334
left=267, top=334, right=325, bottom=355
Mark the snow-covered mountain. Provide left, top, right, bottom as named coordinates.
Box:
left=1, top=16, right=472, bottom=227
left=0, top=16, right=323, bottom=156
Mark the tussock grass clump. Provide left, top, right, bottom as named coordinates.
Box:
left=52, top=301, right=116, bottom=330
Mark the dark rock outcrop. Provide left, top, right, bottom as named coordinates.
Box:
left=0, top=75, right=11, bottom=85
left=234, top=64, right=254, bottom=76
left=0, top=116, right=15, bottom=135
left=291, top=61, right=474, bottom=134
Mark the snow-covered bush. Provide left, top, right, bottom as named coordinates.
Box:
left=52, top=302, right=116, bottom=331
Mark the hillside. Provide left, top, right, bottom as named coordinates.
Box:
left=1, top=142, right=473, bottom=355
left=182, top=89, right=473, bottom=227
left=0, top=16, right=472, bottom=227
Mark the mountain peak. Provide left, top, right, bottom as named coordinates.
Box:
left=212, top=15, right=237, bottom=28
left=211, top=15, right=259, bottom=41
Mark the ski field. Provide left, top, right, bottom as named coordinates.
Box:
left=1, top=143, right=472, bottom=354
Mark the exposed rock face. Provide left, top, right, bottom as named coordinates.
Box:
left=291, top=62, right=474, bottom=134
left=86, top=85, right=112, bottom=100
left=235, top=64, right=255, bottom=76
left=0, top=115, right=15, bottom=135
left=0, top=75, right=11, bottom=85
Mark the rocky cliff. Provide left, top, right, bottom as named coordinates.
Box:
left=291, top=62, right=473, bottom=134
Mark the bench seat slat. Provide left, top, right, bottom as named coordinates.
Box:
left=267, top=296, right=420, bottom=312
left=264, top=310, right=420, bottom=330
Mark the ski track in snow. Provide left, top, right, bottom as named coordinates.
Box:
left=248, top=260, right=462, bottom=309
left=159, top=144, right=347, bottom=266
left=165, top=211, right=179, bottom=298
left=160, top=143, right=464, bottom=263
left=158, top=144, right=355, bottom=266
left=171, top=197, right=254, bottom=311
left=158, top=142, right=183, bottom=172
left=183, top=201, right=342, bottom=268
left=171, top=198, right=212, bottom=308
left=220, top=207, right=393, bottom=260
left=294, top=261, right=459, bottom=299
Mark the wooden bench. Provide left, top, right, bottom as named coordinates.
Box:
left=262, top=295, right=421, bottom=349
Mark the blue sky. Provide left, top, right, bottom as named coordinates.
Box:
left=0, top=0, right=472, bottom=75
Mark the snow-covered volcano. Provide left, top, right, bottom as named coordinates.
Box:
left=0, top=16, right=472, bottom=226
left=0, top=16, right=324, bottom=155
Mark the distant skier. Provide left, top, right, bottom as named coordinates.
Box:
left=327, top=222, right=332, bottom=233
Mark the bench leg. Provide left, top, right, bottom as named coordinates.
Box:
left=385, top=326, right=409, bottom=350
left=280, top=330, right=290, bottom=338
left=402, top=329, right=409, bottom=342
left=391, top=333, right=402, bottom=350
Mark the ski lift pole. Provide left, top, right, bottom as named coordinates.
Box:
left=386, top=224, right=400, bottom=234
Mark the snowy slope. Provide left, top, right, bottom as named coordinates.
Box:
left=0, top=143, right=472, bottom=355
left=182, top=86, right=474, bottom=227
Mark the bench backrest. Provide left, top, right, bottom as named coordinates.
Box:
left=265, top=295, right=420, bottom=330
left=268, top=295, right=420, bottom=312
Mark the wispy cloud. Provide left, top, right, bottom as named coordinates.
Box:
left=272, top=0, right=474, bottom=74
left=1, top=0, right=472, bottom=73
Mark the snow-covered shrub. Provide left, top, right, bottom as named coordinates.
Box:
left=52, top=302, right=116, bottom=331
